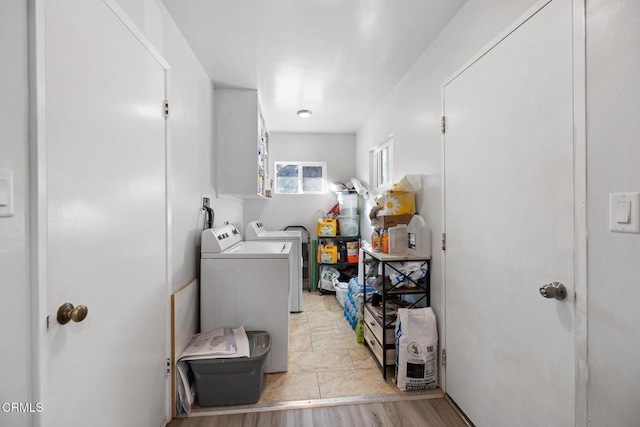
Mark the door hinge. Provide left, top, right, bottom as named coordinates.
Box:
left=440, top=116, right=446, bottom=134
left=441, top=233, right=446, bottom=251
left=442, top=348, right=447, bottom=368
left=166, top=358, right=171, bottom=375
left=163, top=100, right=169, bottom=118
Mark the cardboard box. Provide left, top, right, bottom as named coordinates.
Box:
left=376, top=213, right=414, bottom=229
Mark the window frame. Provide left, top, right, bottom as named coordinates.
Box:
left=273, top=161, right=328, bottom=195
left=369, top=136, right=394, bottom=191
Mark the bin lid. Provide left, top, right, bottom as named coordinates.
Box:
left=246, top=330, right=271, bottom=359
left=188, top=331, right=271, bottom=365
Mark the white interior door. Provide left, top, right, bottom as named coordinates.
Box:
left=44, top=1, right=168, bottom=425
left=443, top=0, right=575, bottom=425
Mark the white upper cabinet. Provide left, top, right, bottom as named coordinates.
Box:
left=215, top=88, right=271, bottom=199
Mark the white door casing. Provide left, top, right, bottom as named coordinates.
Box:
left=442, top=0, right=581, bottom=425
left=33, top=0, right=171, bottom=425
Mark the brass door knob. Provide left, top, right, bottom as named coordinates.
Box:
left=57, top=302, right=89, bottom=325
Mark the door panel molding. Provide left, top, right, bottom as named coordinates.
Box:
left=442, top=0, right=553, bottom=88
left=571, top=0, right=588, bottom=425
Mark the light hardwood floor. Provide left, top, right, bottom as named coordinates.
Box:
left=173, top=292, right=467, bottom=425
left=167, top=398, right=468, bottom=427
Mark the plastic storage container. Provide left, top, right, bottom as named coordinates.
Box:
left=317, top=218, right=337, bottom=237
left=388, top=224, right=408, bottom=255
left=338, top=215, right=359, bottom=237
left=381, top=228, right=389, bottom=253
left=335, top=281, right=349, bottom=307
left=346, top=241, right=359, bottom=263
left=407, top=214, right=431, bottom=257
left=337, top=192, right=358, bottom=216
left=371, top=228, right=381, bottom=252
left=318, top=244, right=338, bottom=264
left=188, top=331, right=270, bottom=407
left=338, top=241, right=348, bottom=262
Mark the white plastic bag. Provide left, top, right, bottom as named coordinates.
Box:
left=335, top=281, right=349, bottom=307
left=387, top=261, right=427, bottom=287
left=319, top=266, right=339, bottom=291
left=392, top=175, right=422, bottom=192
left=395, top=307, right=438, bottom=391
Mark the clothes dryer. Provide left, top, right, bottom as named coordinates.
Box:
left=200, top=224, right=291, bottom=373
left=245, top=221, right=303, bottom=313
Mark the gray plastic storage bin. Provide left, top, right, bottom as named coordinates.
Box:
left=188, top=331, right=270, bottom=407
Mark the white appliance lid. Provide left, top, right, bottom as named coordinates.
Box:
left=201, top=241, right=292, bottom=259
left=245, top=221, right=301, bottom=241
left=226, top=241, right=292, bottom=255
left=259, top=230, right=301, bottom=240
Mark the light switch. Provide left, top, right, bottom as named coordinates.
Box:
left=0, top=169, right=13, bottom=218
left=610, top=192, right=640, bottom=233
left=0, top=178, right=8, bottom=206
left=616, top=201, right=631, bottom=223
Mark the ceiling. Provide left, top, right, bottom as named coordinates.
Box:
left=161, top=0, right=467, bottom=134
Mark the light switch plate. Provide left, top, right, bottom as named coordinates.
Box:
left=610, top=192, right=640, bottom=233
left=0, top=168, right=14, bottom=218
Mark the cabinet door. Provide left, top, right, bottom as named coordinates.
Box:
left=216, top=88, right=267, bottom=198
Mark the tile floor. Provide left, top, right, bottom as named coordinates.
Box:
left=258, top=291, right=402, bottom=403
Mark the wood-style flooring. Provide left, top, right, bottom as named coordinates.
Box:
left=167, top=397, right=468, bottom=427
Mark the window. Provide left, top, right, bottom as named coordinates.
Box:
left=370, top=136, right=393, bottom=190
left=274, top=161, right=327, bottom=194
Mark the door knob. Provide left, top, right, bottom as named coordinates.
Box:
left=57, top=302, right=89, bottom=325
left=539, top=282, right=567, bottom=300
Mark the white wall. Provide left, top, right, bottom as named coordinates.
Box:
left=586, top=0, right=640, bottom=425
left=116, top=0, right=244, bottom=292
left=0, top=1, right=31, bottom=426
left=244, top=132, right=356, bottom=235
left=354, top=0, right=538, bottom=333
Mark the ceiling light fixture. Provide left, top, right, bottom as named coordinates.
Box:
left=296, top=109, right=312, bottom=118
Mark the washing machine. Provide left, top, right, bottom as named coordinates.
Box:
left=200, top=224, right=292, bottom=373
left=245, top=221, right=303, bottom=313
